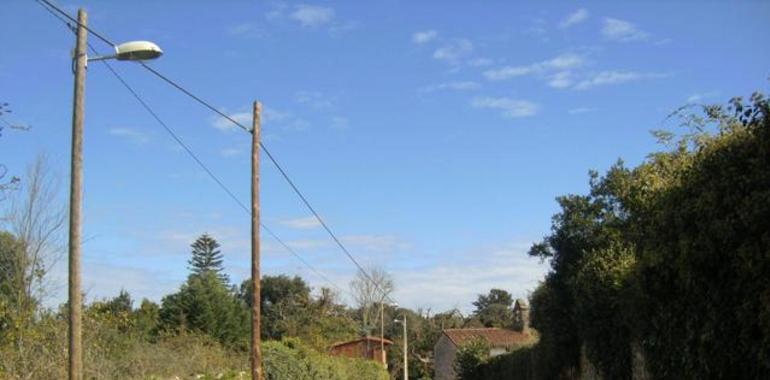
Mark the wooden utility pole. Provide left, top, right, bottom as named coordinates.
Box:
left=250, top=101, right=263, bottom=380
left=68, top=8, right=87, bottom=380
left=402, top=315, right=408, bottom=380
left=380, top=302, right=385, bottom=366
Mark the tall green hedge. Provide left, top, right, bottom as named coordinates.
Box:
left=522, top=93, right=770, bottom=379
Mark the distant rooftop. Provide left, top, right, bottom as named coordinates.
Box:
left=442, top=328, right=533, bottom=348
left=330, top=336, right=394, bottom=349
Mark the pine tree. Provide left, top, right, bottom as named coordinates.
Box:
left=188, top=234, right=228, bottom=283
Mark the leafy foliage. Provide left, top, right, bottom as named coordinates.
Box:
left=263, top=338, right=388, bottom=380
left=239, top=275, right=358, bottom=349
left=454, top=337, right=491, bottom=380
left=472, top=289, right=514, bottom=328
left=525, top=92, right=770, bottom=379
left=189, top=233, right=228, bottom=283
left=159, top=271, right=248, bottom=348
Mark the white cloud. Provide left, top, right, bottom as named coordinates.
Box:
left=212, top=112, right=250, bottom=132
left=391, top=242, right=549, bottom=313
left=265, top=2, right=288, bottom=21
left=559, top=8, right=589, bottom=29
left=213, top=107, right=310, bottom=132
left=331, top=116, right=349, bottom=130
left=280, top=234, right=407, bottom=254
left=108, top=128, right=149, bottom=144
left=220, top=148, right=242, bottom=157
left=227, top=23, right=265, bottom=39
left=484, top=53, right=585, bottom=81
left=263, top=107, right=310, bottom=131
left=412, top=30, right=437, bottom=44
left=546, top=53, right=585, bottom=70
left=602, top=18, right=649, bottom=42
left=484, top=66, right=535, bottom=80
left=295, top=90, right=335, bottom=110
left=471, top=97, right=539, bottom=118
left=329, top=21, right=359, bottom=35
left=568, top=107, right=597, bottom=115
left=420, top=81, right=481, bottom=93
left=468, top=58, right=494, bottom=67
left=574, top=71, right=668, bottom=90
left=433, top=39, right=473, bottom=63
left=341, top=234, right=409, bottom=253
left=547, top=71, right=573, bottom=89
left=280, top=216, right=322, bottom=230
left=291, top=4, right=335, bottom=27
left=686, top=91, right=719, bottom=103
left=523, top=17, right=549, bottom=42
left=284, top=239, right=329, bottom=250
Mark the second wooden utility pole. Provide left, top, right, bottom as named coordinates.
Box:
left=250, top=101, right=263, bottom=380
left=68, top=8, right=88, bottom=380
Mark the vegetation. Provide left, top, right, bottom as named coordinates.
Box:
left=520, top=92, right=770, bottom=379
left=188, top=233, right=229, bottom=283
left=2, top=91, right=767, bottom=379
left=455, top=337, right=491, bottom=380
left=0, top=227, right=387, bottom=379
left=471, top=288, right=514, bottom=328
left=0, top=102, right=24, bottom=202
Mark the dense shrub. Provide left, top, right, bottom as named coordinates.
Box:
left=634, top=94, right=770, bottom=378
left=524, top=92, right=770, bottom=379
left=454, top=337, right=491, bottom=380
left=455, top=341, right=537, bottom=380
left=0, top=305, right=387, bottom=379
left=263, top=339, right=388, bottom=380
left=571, top=242, right=636, bottom=379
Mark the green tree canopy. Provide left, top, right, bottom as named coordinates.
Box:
left=188, top=234, right=227, bottom=283
left=472, top=289, right=514, bottom=328
left=158, top=271, right=247, bottom=347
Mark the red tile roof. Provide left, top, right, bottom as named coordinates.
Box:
left=442, top=328, right=533, bottom=348
left=330, top=336, right=394, bottom=349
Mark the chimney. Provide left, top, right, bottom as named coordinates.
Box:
left=513, top=298, right=530, bottom=332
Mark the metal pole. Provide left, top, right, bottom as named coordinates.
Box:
left=402, top=314, right=408, bottom=380
left=380, top=302, right=385, bottom=367
left=68, top=8, right=87, bottom=380
left=250, top=101, right=263, bottom=380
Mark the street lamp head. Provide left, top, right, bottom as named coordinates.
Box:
left=114, top=41, right=163, bottom=61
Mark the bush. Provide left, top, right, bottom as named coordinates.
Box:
left=0, top=308, right=387, bottom=380
left=526, top=92, right=770, bottom=379
left=263, top=338, right=388, bottom=380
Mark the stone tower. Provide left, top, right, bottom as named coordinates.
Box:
left=512, top=298, right=530, bottom=332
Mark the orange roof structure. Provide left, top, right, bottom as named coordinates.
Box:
left=442, top=328, right=532, bottom=348
left=330, top=336, right=394, bottom=349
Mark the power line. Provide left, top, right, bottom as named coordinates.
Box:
left=137, top=62, right=396, bottom=304
left=35, top=0, right=347, bottom=296
left=36, top=0, right=396, bottom=304
left=36, top=0, right=115, bottom=47
left=94, top=50, right=347, bottom=296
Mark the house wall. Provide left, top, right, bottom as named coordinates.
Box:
left=330, top=341, right=366, bottom=360
left=329, top=340, right=388, bottom=367
left=434, top=334, right=457, bottom=380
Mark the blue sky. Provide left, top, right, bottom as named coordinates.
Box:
left=1, top=0, right=768, bottom=313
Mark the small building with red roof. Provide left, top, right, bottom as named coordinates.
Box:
left=329, top=336, right=394, bottom=367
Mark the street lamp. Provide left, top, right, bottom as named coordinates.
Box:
left=67, top=9, right=162, bottom=380
left=381, top=302, right=398, bottom=367
left=89, top=40, right=163, bottom=62
left=394, top=315, right=408, bottom=380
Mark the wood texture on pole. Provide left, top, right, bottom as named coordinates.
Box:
left=403, top=315, right=408, bottom=380
left=68, top=8, right=87, bottom=380
left=381, top=302, right=385, bottom=367
left=250, top=101, right=263, bottom=380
